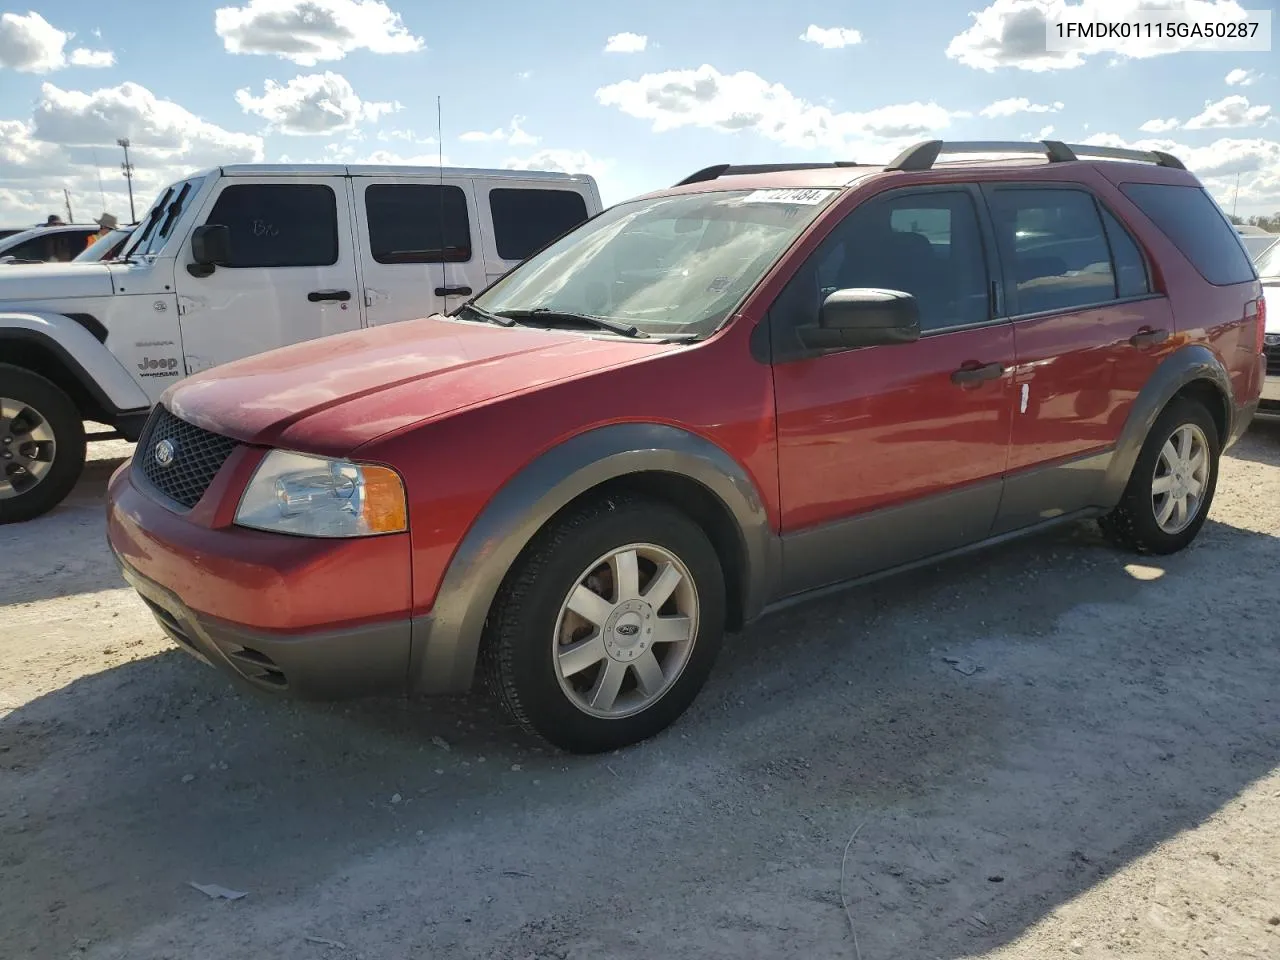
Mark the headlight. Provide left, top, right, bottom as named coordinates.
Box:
left=234, top=450, right=407, bottom=538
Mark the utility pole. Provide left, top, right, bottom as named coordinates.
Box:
left=63, top=188, right=73, bottom=223
left=117, top=137, right=136, bottom=222
left=1232, top=171, right=1240, bottom=219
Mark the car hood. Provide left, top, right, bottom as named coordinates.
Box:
left=0, top=262, right=114, bottom=300
left=165, top=316, right=682, bottom=451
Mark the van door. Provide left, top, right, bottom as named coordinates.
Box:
left=351, top=176, right=488, bottom=325
left=473, top=179, right=594, bottom=284
left=174, top=176, right=360, bottom=373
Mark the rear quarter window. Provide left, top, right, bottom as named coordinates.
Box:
left=1119, top=182, right=1256, bottom=286
left=489, top=188, right=590, bottom=261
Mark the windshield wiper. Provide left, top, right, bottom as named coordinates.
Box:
left=495, top=308, right=648, bottom=338
left=457, top=302, right=516, bottom=327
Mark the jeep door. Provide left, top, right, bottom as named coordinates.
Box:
left=980, top=181, right=1176, bottom=533
left=174, top=176, right=361, bottom=373
left=351, top=175, right=489, bottom=325
left=769, top=185, right=1015, bottom=596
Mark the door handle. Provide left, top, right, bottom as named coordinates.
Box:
left=307, top=289, right=351, bottom=302
left=1129, top=327, right=1169, bottom=348
left=434, top=285, right=473, bottom=297
left=950, top=361, right=1005, bottom=386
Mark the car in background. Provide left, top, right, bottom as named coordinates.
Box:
left=1236, top=224, right=1278, bottom=262
left=0, top=224, right=101, bottom=264
left=1256, top=240, right=1279, bottom=419
left=73, top=226, right=135, bottom=263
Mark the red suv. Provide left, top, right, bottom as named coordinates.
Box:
left=107, top=140, right=1267, bottom=753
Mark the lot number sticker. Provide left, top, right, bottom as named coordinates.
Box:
left=742, top=188, right=833, bottom=205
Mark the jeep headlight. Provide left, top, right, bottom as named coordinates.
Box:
left=234, top=450, right=407, bottom=538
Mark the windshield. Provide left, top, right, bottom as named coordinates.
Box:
left=470, top=187, right=840, bottom=338
left=119, top=175, right=206, bottom=260
left=1254, top=239, right=1280, bottom=279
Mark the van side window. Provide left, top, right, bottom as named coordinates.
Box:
left=365, top=184, right=471, bottom=263
left=1099, top=206, right=1151, bottom=298
left=489, top=188, right=589, bottom=261
left=204, top=184, right=338, bottom=268
left=986, top=188, right=1116, bottom=315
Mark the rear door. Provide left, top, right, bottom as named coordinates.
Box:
left=473, top=179, right=594, bottom=285
left=352, top=176, right=487, bottom=325
left=175, top=176, right=361, bottom=373
left=981, top=182, right=1175, bottom=534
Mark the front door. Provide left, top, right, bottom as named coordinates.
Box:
left=351, top=176, right=489, bottom=326
left=769, top=185, right=1015, bottom=596
left=175, top=177, right=361, bottom=373
left=980, top=182, right=1177, bottom=533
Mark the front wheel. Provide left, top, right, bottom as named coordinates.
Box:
left=0, top=365, right=86, bottom=524
left=1099, top=396, right=1220, bottom=555
left=482, top=494, right=726, bottom=753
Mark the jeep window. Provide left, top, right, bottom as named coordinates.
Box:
left=1120, top=182, right=1256, bottom=286
left=365, top=184, right=470, bottom=263
left=1099, top=206, right=1151, bottom=298
left=489, top=188, right=589, bottom=261
left=205, top=183, right=339, bottom=268
left=769, top=190, right=990, bottom=355
left=470, top=188, right=839, bottom=337
left=988, top=188, right=1117, bottom=315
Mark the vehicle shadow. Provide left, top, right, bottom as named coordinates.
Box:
left=2, top=513, right=1278, bottom=958
left=1230, top=417, right=1280, bottom=465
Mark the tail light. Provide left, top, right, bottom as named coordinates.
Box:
left=1247, top=296, right=1266, bottom=354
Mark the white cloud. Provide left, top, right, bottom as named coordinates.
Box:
left=1036, top=124, right=1054, bottom=138
left=0, top=81, right=264, bottom=223
left=596, top=64, right=959, bottom=152
left=603, top=32, right=647, bottom=53
left=459, top=116, right=538, bottom=146
left=947, top=0, right=1255, bottom=72
left=980, top=96, right=1063, bottom=118
left=504, top=148, right=610, bottom=180
left=799, top=25, right=863, bottom=49
left=1077, top=131, right=1280, bottom=213
left=0, top=11, right=114, bottom=73
left=1140, top=117, right=1182, bottom=133
left=376, top=128, right=435, bottom=144
left=1184, top=94, right=1272, bottom=130
left=215, top=0, right=423, bottom=66
left=234, top=72, right=399, bottom=135
left=515, top=70, right=532, bottom=81
left=1226, top=67, right=1258, bottom=86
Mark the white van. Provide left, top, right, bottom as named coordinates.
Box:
left=0, top=163, right=602, bottom=521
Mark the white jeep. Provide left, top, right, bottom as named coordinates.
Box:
left=0, top=163, right=602, bottom=522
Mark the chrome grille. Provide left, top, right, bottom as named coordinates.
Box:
left=135, top=406, right=236, bottom=509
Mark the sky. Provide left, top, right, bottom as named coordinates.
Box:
left=0, top=0, right=1277, bottom=226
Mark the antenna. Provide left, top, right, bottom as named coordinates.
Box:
left=437, top=95, right=447, bottom=308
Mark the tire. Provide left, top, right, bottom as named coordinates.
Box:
left=1098, top=396, right=1219, bottom=555
left=481, top=493, right=726, bottom=754
left=0, top=364, right=86, bottom=524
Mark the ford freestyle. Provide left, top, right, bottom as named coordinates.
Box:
left=106, top=140, right=1267, bottom=754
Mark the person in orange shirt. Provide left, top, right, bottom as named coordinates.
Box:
left=86, top=212, right=118, bottom=248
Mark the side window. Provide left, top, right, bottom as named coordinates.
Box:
left=1119, top=182, right=1255, bottom=286
left=365, top=184, right=471, bottom=263
left=204, top=184, right=338, bottom=268
left=769, top=189, right=990, bottom=358
left=489, top=188, right=590, bottom=261
left=1099, top=206, right=1151, bottom=298
left=987, top=188, right=1116, bottom=315
left=3, top=236, right=54, bottom=261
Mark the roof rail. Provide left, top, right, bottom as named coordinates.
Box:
left=885, top=139, right=1186, bottom=172
left=673, top=161, right=865, bottom=186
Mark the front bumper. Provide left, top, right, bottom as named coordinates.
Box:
left=106, top=458, right=414, bottom=699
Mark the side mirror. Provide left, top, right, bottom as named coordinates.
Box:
left=187, top=224, right=231, bottom=277
left=798, top=288, right=921, bottom=350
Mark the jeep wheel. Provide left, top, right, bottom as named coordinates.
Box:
left=1099, top=396, right=1219, bottom=555
left=0, top=365, right=86, bottom=524
left=482, top=494, right=726, bottom=753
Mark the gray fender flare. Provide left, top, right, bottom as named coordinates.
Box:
left=1099, top=343, right=1234, bottom=504
left=0, top=311, right=150, bottom=414
left=410, top=423, right=776, bottom=694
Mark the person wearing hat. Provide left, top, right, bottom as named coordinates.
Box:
left=86, top=213, right=118, bottom=249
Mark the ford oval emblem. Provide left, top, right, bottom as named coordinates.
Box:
left=616, top=623, right=640, bottom=637
left=153, top=438, right=176, bottom=468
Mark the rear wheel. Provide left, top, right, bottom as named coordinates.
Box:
left=1099, top=397, right=1219, bottom=555
left=0, top=365, right=86, bottom=524
left=482, top=494, right=726, bottom=753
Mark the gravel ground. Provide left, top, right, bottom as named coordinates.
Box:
left=2, top=423, right=1279, bottom=960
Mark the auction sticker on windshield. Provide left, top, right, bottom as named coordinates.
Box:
left=741, top=188, right=835, bottom=205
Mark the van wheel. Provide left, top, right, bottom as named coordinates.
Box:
left=482, top=494, right=726, bottom=754
left=1099, top=397, right=1219, bottom=555
left=0, top=365, right=86, bottom=524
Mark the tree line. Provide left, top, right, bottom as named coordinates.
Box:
left=1229, top=212, right=1280, bottom=232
